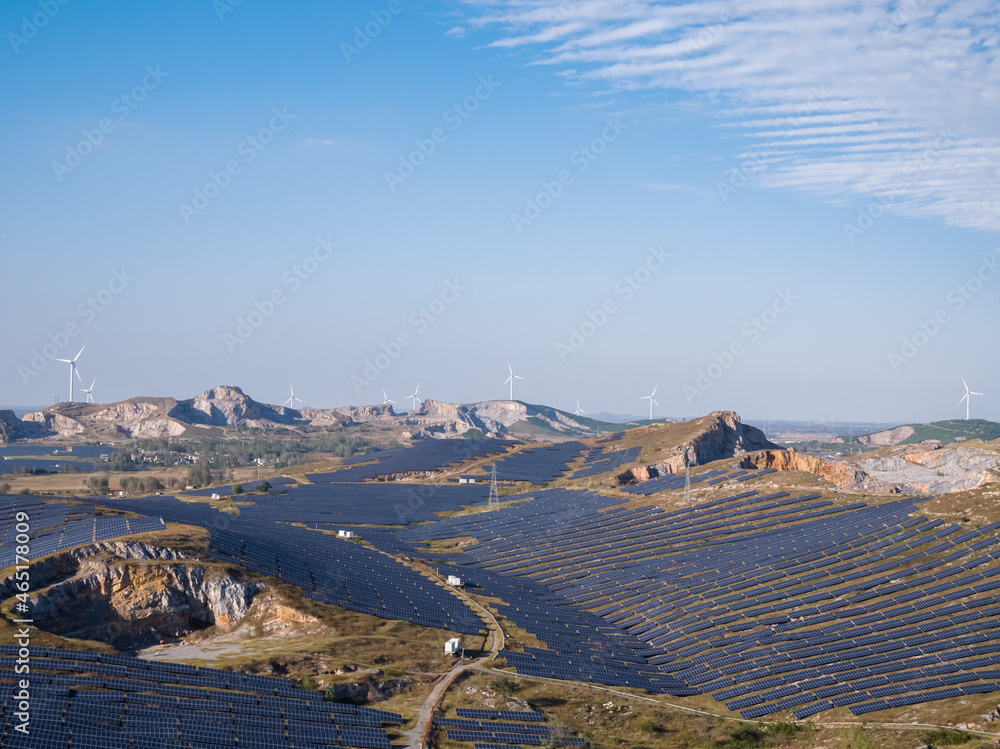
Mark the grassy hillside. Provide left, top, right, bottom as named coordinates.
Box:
left=897, top=418, right=1000, bottom=445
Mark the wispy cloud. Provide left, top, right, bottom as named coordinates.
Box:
left=464, top=0, right=1000, bottom=232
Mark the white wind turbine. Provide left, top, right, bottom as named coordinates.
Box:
left=639, top=385, right=659, bottom=421
left=574, top=400, right=586, bottom=416
left=81, top=378, right=96, bottom=404
left=382, top=387, right=396, bottom=407
left=283, top=384, right=304, bottom=409
left=958, top=376, right=986, bottom=420
left=408, top=384, right=422, bottom=411
left=502, top=361, right=526, bottom=401
left=52, top=343, right=87, bottom=403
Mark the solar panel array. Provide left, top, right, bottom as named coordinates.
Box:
left=390, top=479, right=1000, bottom=719
left=231, top=481, right=492, bottom=525
left=567, top=445, right=641, bottom=479
left=435, top=710, right=585, bottom=747
left=0, top=458, right=96, bottom=474
left=0, top=445, right=117, bottom=459
left=0, top=495, right=165, bottom=569
left=0, top=645, right=400, bottom=748
left=184, top=476, right=297, bottom=497
left=79, top=495, right=486, bottom=635
left=307, top=438, right=514, bottom=482
left=486, top=442, right=588, bottom=485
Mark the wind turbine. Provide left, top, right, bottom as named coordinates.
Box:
left=52, top=343, right=87, bottom=403
left=382, top=388, right=396, bottom=407
left=81, top=378, right=96, bottom=404
left=408, top=384, right=422, bottom=411
left=638, top=385, right=659, bottom=421
left=958, top=377, right=986, bottom=420
left=502, top=361, right=525, bottom=401
left=283, top=384, right=304, bottom=409
left=574, top=400, right=586, bottom=416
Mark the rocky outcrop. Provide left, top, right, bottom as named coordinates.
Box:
left=20, top=410, right=85, bottom=437
left=13, top=543, right=259, bottom=650
left=168, top=386, right=298, bottom=428
left=740, top=450, right=901, bottom=493
left=856, top=425, right=916, bottom=447
left=0, top=410, right=53, bottom=441
left=326, top=678, right=414, bottom=704
left=618, top=411, right=779, bottom=482
left=854, top=445, right=999, bottom=494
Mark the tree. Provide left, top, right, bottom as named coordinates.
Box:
left=232, top=483, right=244, bottom=495
left=255, top=480, right=272, bottom=493
left=0, top=482, right=11, bottom=495
left=186, top=460, right=212, bottom=488
left=85, top=475, right=111, bottom=495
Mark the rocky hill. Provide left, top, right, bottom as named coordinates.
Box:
left=855, top=419, right=1000, bottom=447
left=3, top=387, right=624, bottom=443
left=618, top=411, right=780, bottom=481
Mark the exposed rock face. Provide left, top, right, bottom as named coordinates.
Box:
left=20, top=410, right=84, bottom=437
left=0, top=409, right=53, bottom=441
left=13, top=543, right=260, bottom=650
left=854, top=446, right=999, bottom=494
left=856, top=425, right=916, bottom=447
left=168, top=385, right=297, bottom=428
left=740, top=450, right=901, bottom=493
left=618, top=411, right=779, bottom=482
left=327, top=678, right=414, bottom=704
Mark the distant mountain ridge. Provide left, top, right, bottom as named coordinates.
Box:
left=854, top=419, right=1000, bottom=447
left=2, top=386, right=635, bottom=443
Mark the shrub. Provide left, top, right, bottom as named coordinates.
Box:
left=383, top=667, right=406, bottom=679
left=232, top=484, right=243, bottom=495
left=925, top=729, right=973, bottom=746
left=300, top=674, right=317, bottom=691
left=728, top=725, right=763, bottom=749
left=256, top=480, right=272, bottom=493
left=635, top=718, right=658, bottom=734
left=490, top=677, right=521, bottom=698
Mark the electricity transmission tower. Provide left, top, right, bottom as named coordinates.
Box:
left=488, top=462, right=499, bottom=511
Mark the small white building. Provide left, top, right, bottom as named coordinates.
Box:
left=444, top=637, right=462, bottom=655
left=458, top=477, right=477, bottom=484
left=338, top=530, right=356, bottom=539
left=446, top=575, right=462, bottom=587
left=210, top=493, right=221, bottom=500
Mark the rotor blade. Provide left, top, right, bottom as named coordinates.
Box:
left=72, top=343, right=87, bottom=362
left=651, top=385, right=658, bottom=397
left=958, top=394, right=969, bottom=405
left=52, top=358, right=72, bottom=363
left=503, top=376, right=512, bottom=387
left=75, top=368, right=84, bottom=384
left=653, top=399, right=659, bottom=407
left=515, top=375, right=525, bottom=380
left=971, top=391, right=986, bottom=396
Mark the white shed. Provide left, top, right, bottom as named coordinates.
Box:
left=444, top=637, right=462, bottom=655
left=447, top=575, right=462, bottom=586
left=338, top=530, right=356, bottom=539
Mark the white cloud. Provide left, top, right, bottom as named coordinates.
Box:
left=464, top=0, right=1000, bottom=232
left=303, top=138, right=337, bottom=147
left=445, top=25, right=468, bottom=38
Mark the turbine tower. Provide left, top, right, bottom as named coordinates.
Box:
left=958, top=377, right=986, bottom=420
left=408, top=384, right=422, bottom=411
left=283, top=384, right=304, bottom=409
left=382, top=388, right=396, bottom=406
left=502, top=361, right=526, bottom=401
left=81, top=378, right=96, bottom=404
left=638, top=385, right=659, bottom=421
left=574, top=400, right=586, bottom=416
left=52, top=343, right=87, bottom=403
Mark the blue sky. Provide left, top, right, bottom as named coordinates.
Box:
left=1, top=0, right=998, bottom=423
